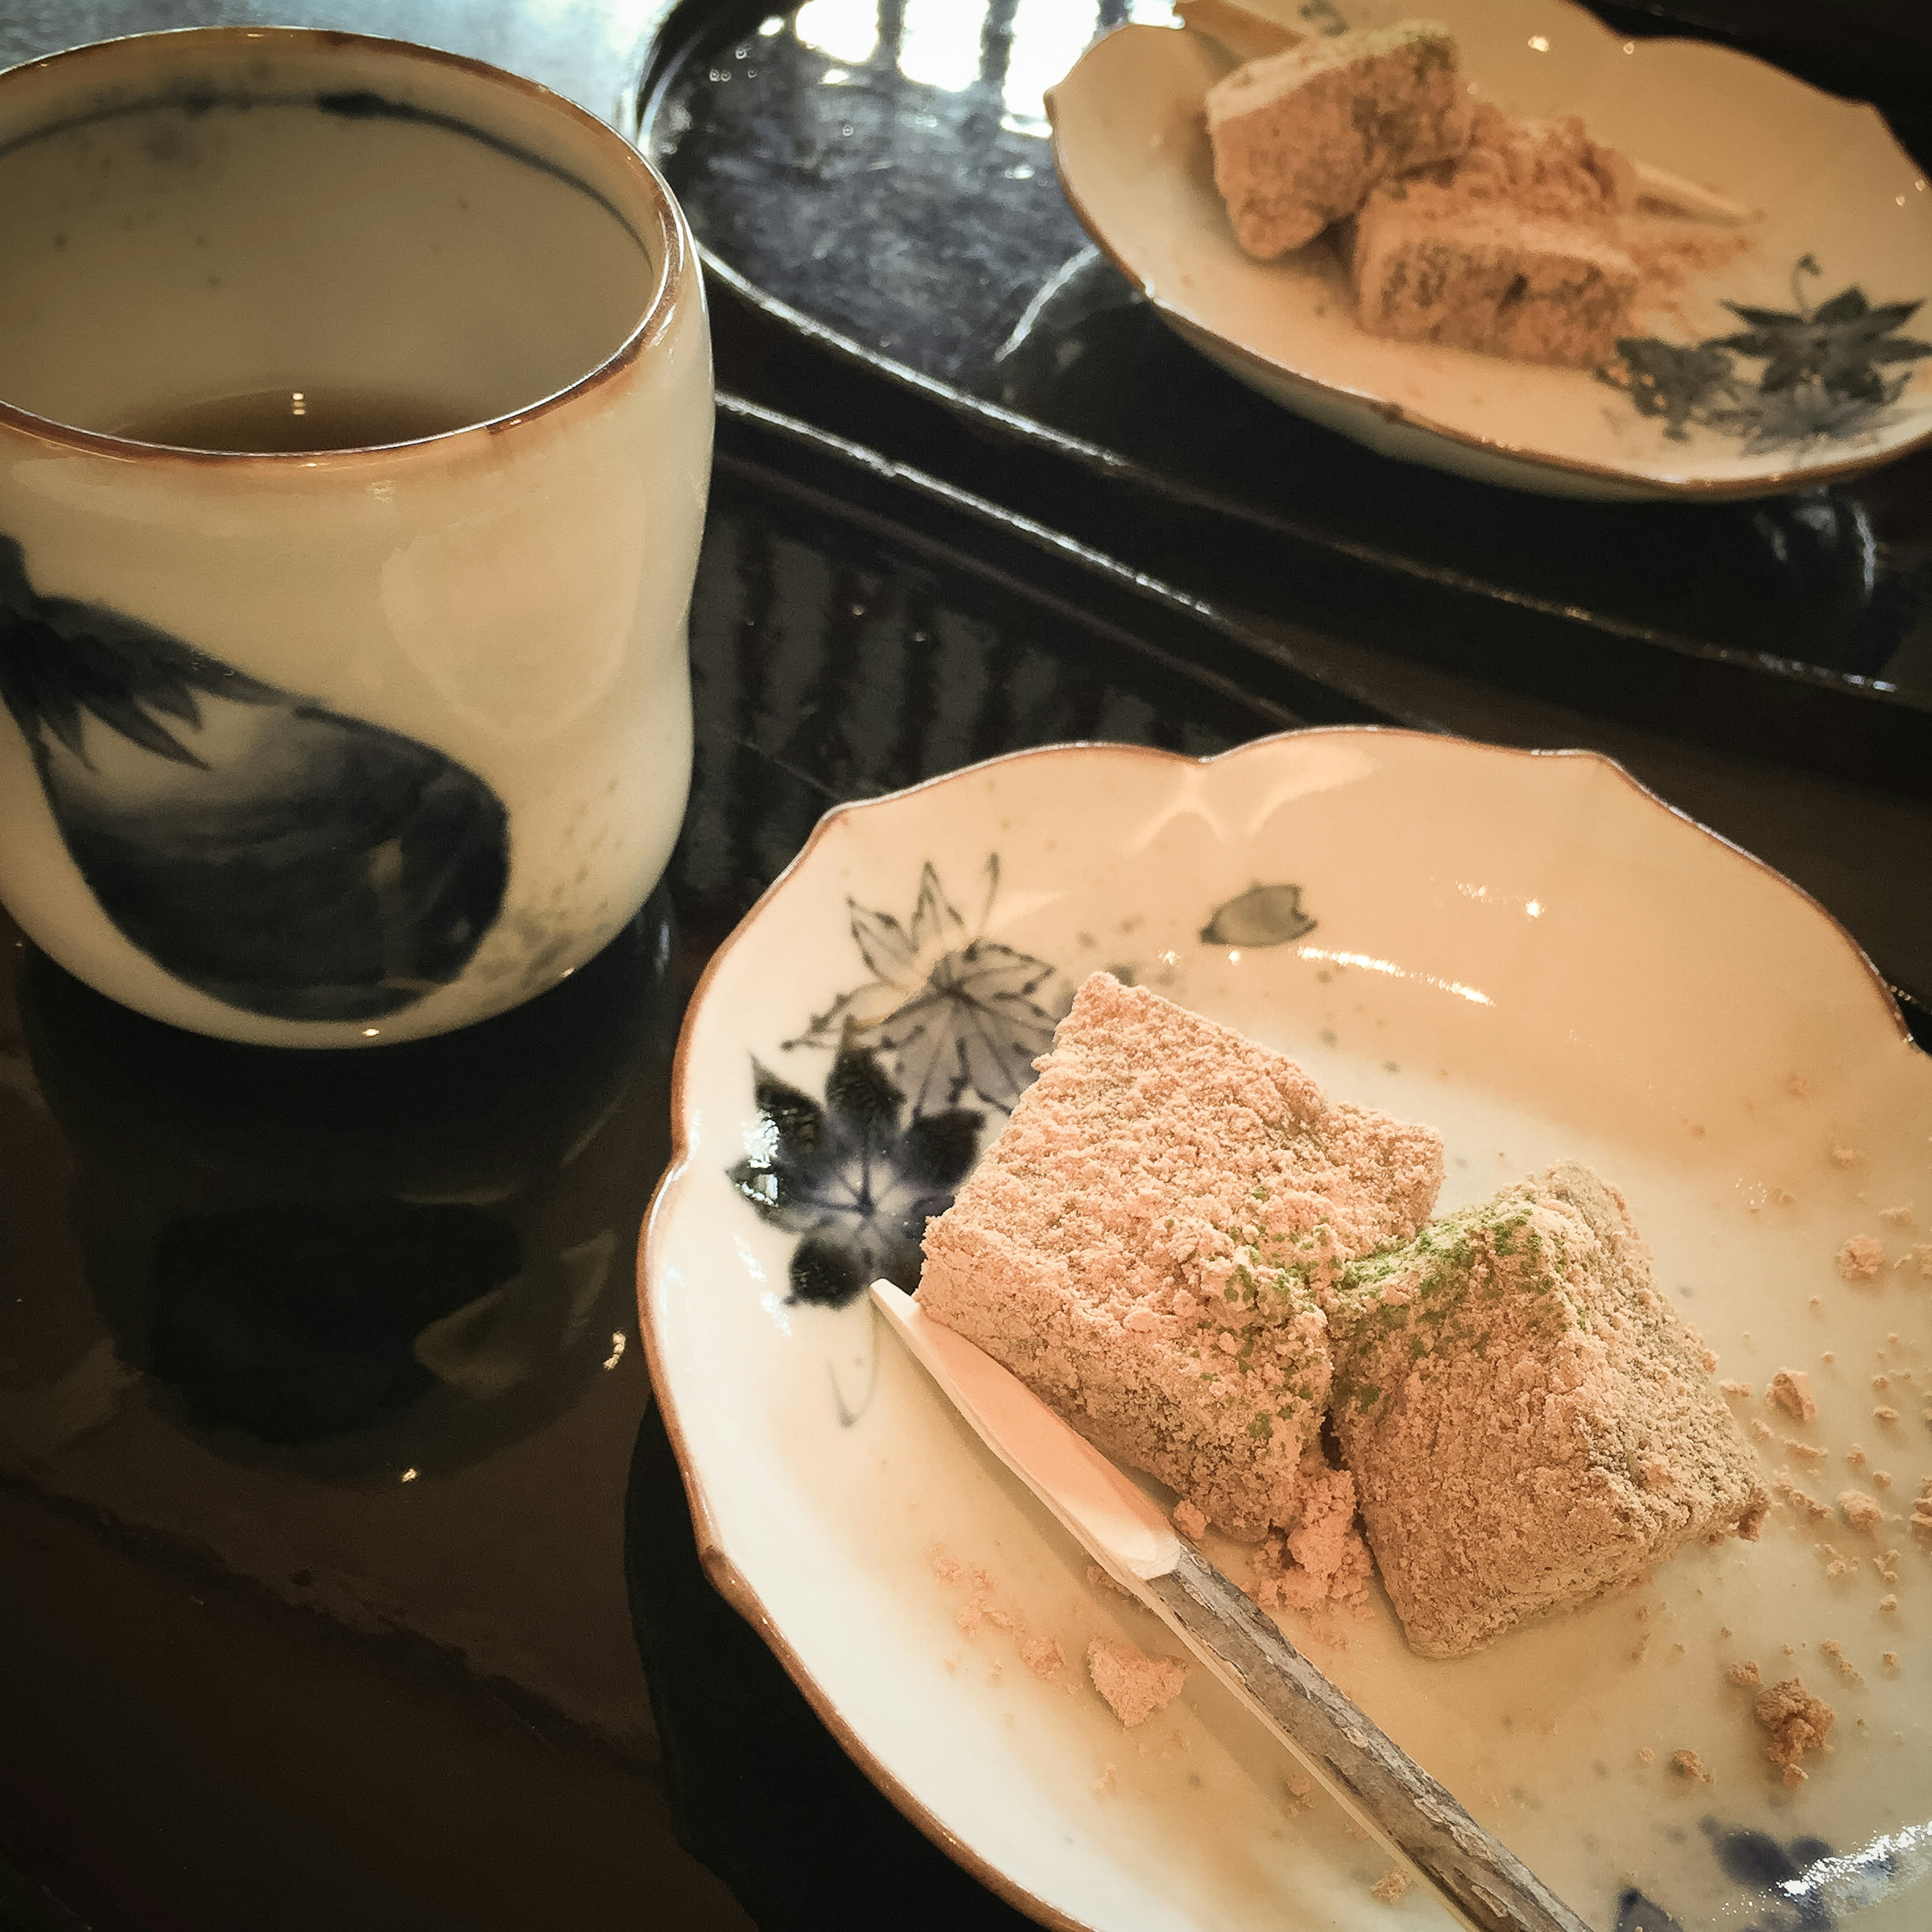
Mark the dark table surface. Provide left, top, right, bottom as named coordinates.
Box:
left=3, top=6, right=1929, bottom=1932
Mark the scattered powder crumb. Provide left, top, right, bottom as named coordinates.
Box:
left=1639, top=1746, right=1655, bottom=1763
left=1787, top=1439, right=1828, bottom=1463
left=1769, top=1370, right=1818, bottom=1422
left=1831, top=1146, right=1864, bottom=1168
left=1880, top=1205, right=1914, bottom=1228
left=1719, top=1380, right=1752, bottom=1399
left=1820, top=1640, right=1864, bottom=1685
left=1837, top=1236, right=1885, bottom=1283
left=934, top=1555, right=1021, bottom=1637
left=1370, top=1870, right=1412, bottom=1905
left=1020, top=1635, right=1066, bottom=1682
left=1752, top=1419, right=1775, bottom=1441
left=1874, top=1375, right=1890, bottom=1391
left=934, top=1553, right=1078, bottom=1693
left=1839, top=1490, right=1884, bottom=1532
left=1881, top=1595, right=1898, bottom=1613
left=1720, top=1625, right=1732, bottom=1638
left=1344, top=1821, right=1371, bottom=1843
left=1093, top=1763, right=1116, bottom=1797
left=1846, top=1446, right=1868, bottom=1467
left=1727, top=1660, right=1761, bottom=1687
left=1788, top=1075, right=1812, bottom=1098
left=1875, top=1406, right=1899, bottom=1424
left=1172, top=1499, right=1209, bottom=1542
left=1672, top=1748, right=1713, bottom=1783
left=1086, top=1637, right=1190, bottom=1728
left=1086, top=1564, right=1136, bottom=1602
left=1773, top=1472, right=1832, bottom=1520
left=1914, top=1481, right=1932, bottom=1543
left=1755, top=1678, right=1835, bottom=1787
left=1902, top=1245, right=1932, bottom=1278
left=1286, top=1772, right=1314, bottom=1808
left=1822, top=1547, right=1860, bottom=1579
left=1822, top=1351, right=1835, bottom=1363
left=1775, top=1188, right=1797, bottom=1206
left=1251, top=1444, right=1373, bottom=1615
left=1883, top=1652, right=1899, bottom=1669
left=1874, top=1471, right=1894, bottom=1490
left=1877, top=1549, right=1902, bottom=1583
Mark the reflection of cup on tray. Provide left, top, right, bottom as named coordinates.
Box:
left=0, top=29, right=712, bottom=1045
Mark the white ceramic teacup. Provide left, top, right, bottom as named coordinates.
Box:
left=0, top=28, right=712, bottom=1046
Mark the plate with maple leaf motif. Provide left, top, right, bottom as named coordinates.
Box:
left=639, top=730, right=1932, bottom=1932
left=1047, top=0, right=1932, bottom=499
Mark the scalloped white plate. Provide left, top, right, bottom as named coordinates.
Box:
left=641, top=730, right=1932, bottom=1932
left=1045, top=1, right=1932, bottom=500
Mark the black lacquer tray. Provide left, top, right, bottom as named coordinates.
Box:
left=636, top=0, right=1932, bottom=795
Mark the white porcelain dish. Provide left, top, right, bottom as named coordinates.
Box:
left=1045, top=0, right=1932, bottom=500
left=641, top=730, right=1932, bottom=1931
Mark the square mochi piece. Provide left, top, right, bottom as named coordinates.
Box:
left=917, top=972, right=1444, bottom=1539
left=1205, top=21, right=1472, bottom=259
left=1348, top=189, right=1639, bottom=366
left=1325, top=1161, right=1769, bottom=1659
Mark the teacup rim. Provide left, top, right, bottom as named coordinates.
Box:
left=0, top=24, right=693, bottom=465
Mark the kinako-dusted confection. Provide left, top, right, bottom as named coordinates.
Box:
left=1754, top=1676, right=1835, bottom=1787
left=917, top=972, right=1444, bottom=1541
left=1323, top=1162, right=1770, bottom=1658
left=1204, top=20, right=1471, bottom=258
left=1347, top=202, right=1639, bottom=366
left=1343, top=105, right=1640, bottom=366
left=918, top=981, right=1767, bottom=1662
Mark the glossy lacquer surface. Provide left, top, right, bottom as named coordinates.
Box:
left=645, top=0, right=1932, bottom=762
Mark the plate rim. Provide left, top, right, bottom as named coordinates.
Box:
left=636, top=724, right=1918, bottom=1930
left=1044, top=14, right=1932, bottom=502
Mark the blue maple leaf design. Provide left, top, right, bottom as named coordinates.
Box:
left=729, top=1040, right=983, bottom=1308
left=789, top=856, right=1067, bottom=1113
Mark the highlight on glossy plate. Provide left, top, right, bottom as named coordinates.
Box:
left=642, top=731, right=1932, bottom=1932
left=1045, top=0, right=1932, bottom=499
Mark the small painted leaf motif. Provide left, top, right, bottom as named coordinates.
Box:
left=905, top=858, right=971, bottom=956
left=731, top=1066, right=829, bottom=1226
left=1613, top=1890, right=1685, bottom=1932
left=1199, top=882, right=1316, bottom=948
left=789, top=855, right=1068, bottom=1115
left=880, top=937, right=1064, bottom=1114
left=749, top=1064, right=825, bottom=1155
left=1715, top=289, right=1928, bottom=401
left=789, top=1230, right=869, bottom=1308
left=897, top=1108, right=986, bottom=1189
left=1606, top=337, right=1736, bottom=441
left=0, top=533, right=507, bottom=1022
left=729, top=1040, right=984, bottom=1307
left=1702, top=1820, right=1834, bottom=1897
left=1697, top=1819, right=1841, bottom=1929
left=824, top=1034, right=906, bottom=1146
left=1602, top=258, right=1932, bottom=455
